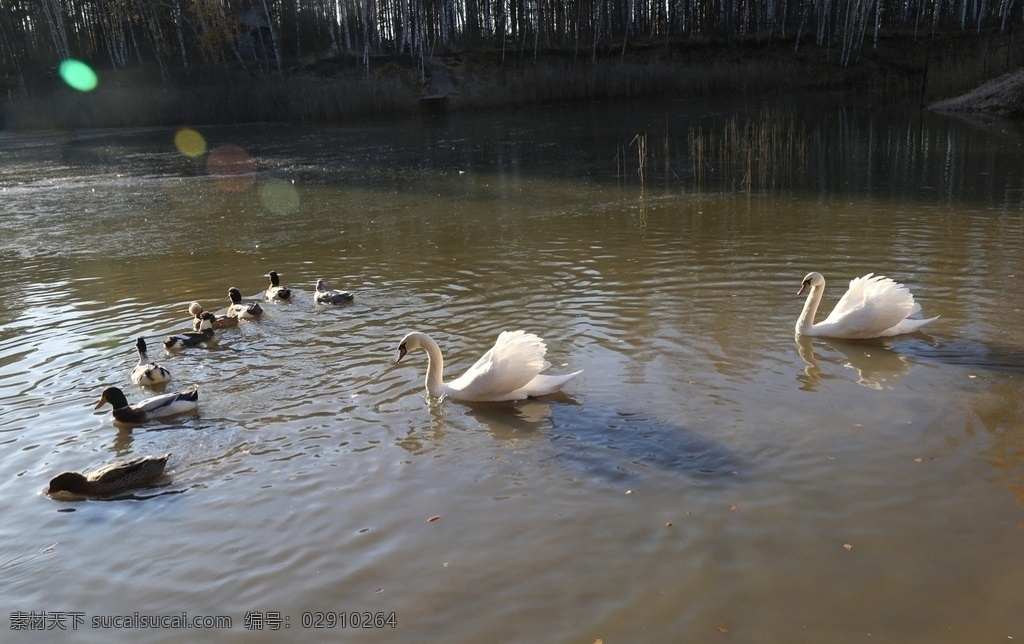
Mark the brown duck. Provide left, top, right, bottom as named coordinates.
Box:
left=189, top=302, right=238, bottom=330
left=48, top=454, right=170, bottom=497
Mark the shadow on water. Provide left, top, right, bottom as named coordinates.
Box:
left=397, top=395, right=742, bottom=485
left=898, top=336, right=1024, bottom=374
left=507, top=401, right=743, bottom=485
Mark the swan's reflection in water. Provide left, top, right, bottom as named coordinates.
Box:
left=466, top=398, right=563, bottom=438
left=397, top=397, right=565, bottom=454
left=394, top=399, right=450, bottom=455
left=798, top=333, right=1024, bottom=391
left=796, top=335, right=912, bottom=390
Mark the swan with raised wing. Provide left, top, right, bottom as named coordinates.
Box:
left=395, top=330, right=581, bottom=402
left=795, top=272, right=937, bottom=339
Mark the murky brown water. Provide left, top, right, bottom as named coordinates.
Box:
left=2, top=99, right=1023, bottom=642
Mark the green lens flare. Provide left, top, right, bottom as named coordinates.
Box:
left=260, top=179, right=300, bottom=215
left=59, top=59, right=98, bottom=92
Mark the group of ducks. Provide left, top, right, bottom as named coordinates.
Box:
left=47, top=272, right=355, bottom=499
left=46, top=270, right=937, bottom=499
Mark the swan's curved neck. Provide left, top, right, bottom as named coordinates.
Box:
left=418, top=336, right=447, bottom=398
left=796, top=284, right=824, bottom=334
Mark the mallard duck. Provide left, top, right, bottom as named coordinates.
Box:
left=314, top=279, right=354, bottom=304
left=265, top=271, right=292, bottom=301
left=94, top=385, right=199, bottom=424
left=164, top=311, right=216, bottom=349
left=227, top=287, right=264, bottom=319
left=130, top=337, right=171, bottom=386
left=48, top=454, right=170, bottom=497
left=189, top=302, right=237, bottom=330
left=396, top=330, right=582, bottom=402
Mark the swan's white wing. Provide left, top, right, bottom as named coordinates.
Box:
left=826, top=274, right=877, bottom=318
left=446, top=331, right=549, bottom=401
left=512, top=371, right=583, bottom=398
left=820, top=274, right=919, bottom=338
left=878, top=315, right=938, bottom=337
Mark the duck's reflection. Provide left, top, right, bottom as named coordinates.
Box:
left=796, top=335, right=911, bottom=391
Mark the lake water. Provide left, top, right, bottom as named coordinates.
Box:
left=1, top=96, right=1023, bottom=642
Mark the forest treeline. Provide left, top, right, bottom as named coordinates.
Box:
left=2, top=0, right=1022, bottom=128
left=3, top=0, right=1022, bottom=89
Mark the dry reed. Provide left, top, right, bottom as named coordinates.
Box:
left=631, top=133, right=648, bottom=184
left=688, top=108, right=809, bottom=193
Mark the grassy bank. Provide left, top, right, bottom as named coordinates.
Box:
left=4, top=31, right=1021, bottom=130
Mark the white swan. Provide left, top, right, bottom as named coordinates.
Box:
left=395, top=330, right=582, bottom=402
left=796, top=272, right=937, bottom=339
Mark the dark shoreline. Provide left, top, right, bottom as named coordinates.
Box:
left=4, top=32, right=1022, bottom=131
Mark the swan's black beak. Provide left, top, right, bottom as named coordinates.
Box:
left=395, top=343, right=407, bottom=363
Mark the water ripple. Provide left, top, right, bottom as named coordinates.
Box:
left=2, top=121, right=1023, bottom=641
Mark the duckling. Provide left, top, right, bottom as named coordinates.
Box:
left=48, top=454, right=170, bottom=497
left=94, top=385, right=199, bottom=425
left=189, top=302, right=237, bottom=330
left=314, top=279, right=355, bottom=304
left=164, top=311, right=216, bottom=350
left=130, top=337, right=171, bottom=386
left=265, top=271, right=292, bottom=301
left=227, top=287, right=264, bottom=319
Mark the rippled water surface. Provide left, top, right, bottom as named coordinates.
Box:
left=2, top=100, right=1023, bottom=642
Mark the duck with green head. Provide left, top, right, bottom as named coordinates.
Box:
left=94, top=385, right=198, bottom=425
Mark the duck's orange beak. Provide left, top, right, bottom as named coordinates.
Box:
left=94, top=394, right=108, bottom=409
